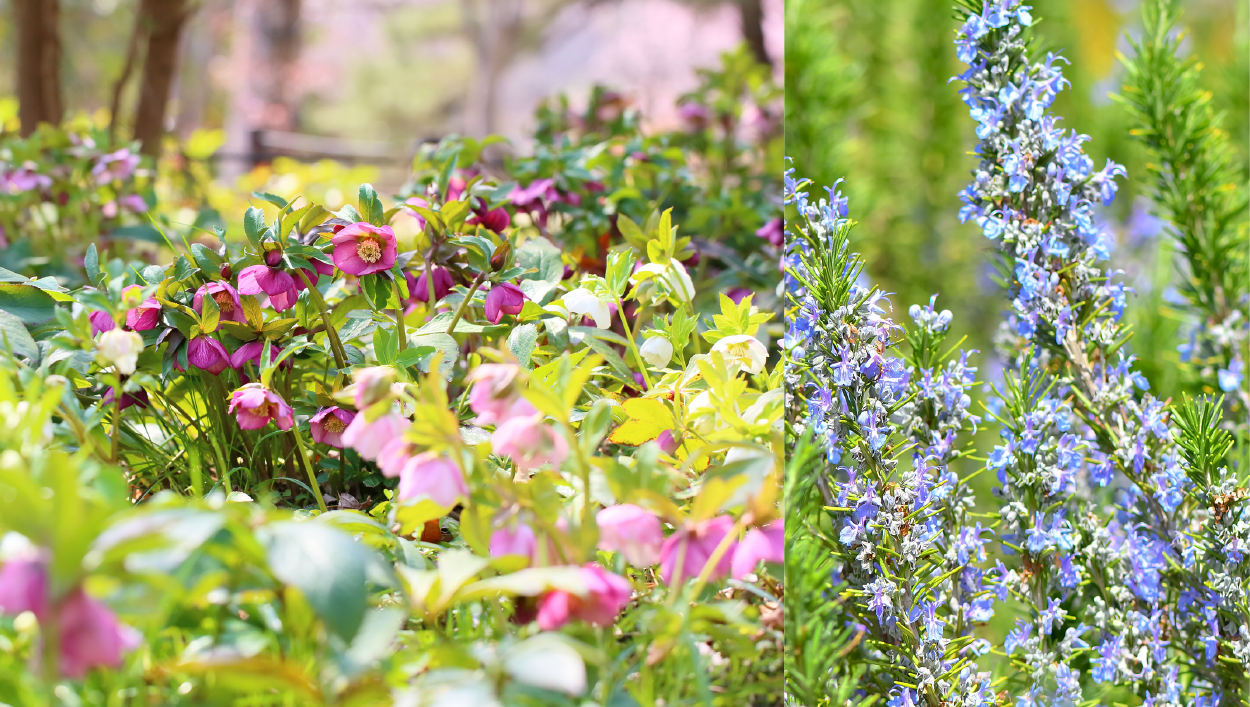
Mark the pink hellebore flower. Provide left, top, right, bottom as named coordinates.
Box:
left=408, top=266, right=455, bottom=304
left=92, top=149, right=140, bottom=184
left=596, top=504, right=663, bottom=567
left=351, top=365, right=397, bottom=410
left=310, top=406, right=355, bottom=448
left=483, top=282, right=526, bottom=324
left=187, top=336, right=231, bottom=375
left=489, top=522, right=536, bottom=560
left=731, top=520, right=785, bottom=580
left=57, top=588, right=142, bottom=678
left=536, top=563, right=631, bottom=631
left=659, top=515, right=737, bottom=586
left=376, top=438, right=416, bottom=478
left=228, top=383, right=294, bottom=431
left=88, top=310, right=116, bottom=336
left=229, top=340, right=282, bottom=371
left=466, top=363, right=532, bottom=426
left=397, top=452, right=469, bottom=507
left=122, top=285, right=161, bottom=331
left=332, top=222, right=397, bottom=276
left=237, top=252, right=298, bottom=311
left=192, top=281, right=246, bottom=323
left=0, top=557, right=50, bottom=619
left=403, top=196, right=429, bottom=231
left=492, top=413, right=568, bottom=470
left=342, top=409, right=409, bottom=460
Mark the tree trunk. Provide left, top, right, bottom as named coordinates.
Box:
left=462, top=0, right=523, bottom=137
left=133, top=0, right=192, bottom=158
left=738, top=0, right=771, bottom=68
left=15, top=0, right=63, bottom=136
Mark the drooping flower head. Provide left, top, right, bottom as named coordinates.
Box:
left=310, top=406, right=355, bottom=448
left=228, top=383, right=294, bottom=431
left=192, top=281, right=247, bottom=323
left=187, top=336, right=231, bottom=375
left=596, top=504, right=663, bottom=567
left=408, top=266, right=455, bottom=304
left=397, top=452, right=469, bottom=507
left=484, top=282, right=527, bottom=324
left=492, top=413, right=568, bottom=471
left=121, top=285, right=162, bottom=331
left=332, top=222, right=397, bottom=276
left=659, top=515, right=737, bottom=585
left=535, top=563, right=632, bottom=630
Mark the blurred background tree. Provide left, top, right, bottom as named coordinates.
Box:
left=786, top=0, right=1247, bottom=397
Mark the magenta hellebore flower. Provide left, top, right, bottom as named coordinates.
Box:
left=237, top=251, right=298, bottom=312
left=192, top=281, right=247, bottom=324
left=754, top=217, right=783, bottom=247
left=397, top=452, right=469, bottom=507
left=536, top=563, right=632, bottom=631
left=483, top=282, right=527, bottom=324
left=659, top=515, right=737, bottom=586
left=332, top=222, right=397, bottom=276
left=730, top=520, right=785, bottom=579
left=187, top=336, right=231, bottom=375
left=228, top=383, right=294, bottom=431
left=596, top=504, right=664, bottom=567
left=492, top=413, right=568, bottom=470
left=342, top=409, right=409, bottom=460
left=468, top=206, right=511, bottom=233
left=102, top=386, right=149, bottom=411
left=0, top=557, right=50, bottom=619
left=92, top=148, right=140, bottom=184
left=229, top=340, right=282, bottom=371
left=88, top=310, right=116, bottom=336
left=310, top=406, right=355, bottom=448
left=122, top=285, right=162, bottom=331
left=408, top=266, right=455, bottom=304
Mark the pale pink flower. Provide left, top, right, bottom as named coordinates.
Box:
left=466, top=363, right=533, bottom=426
left=536, top=563, right=631, bottom=630
left=731, top=520, right=784, bottom=579
left=350, top=366, right=397, bottom=409
left=659, top=515, right=737, bottom=585
left=492, top=413, right=568, bottom=470
left=0, top=557, right=50, bottom=619
left=228, top=383, right=294, bottom=431
left=331, top=222, right=397, bottom=276
left=489, top=522, right=536, bottom=560
left=92, top=149, right=140, bottom=184
left=376, top=437, right=415, bottom=478
left=397, top=452, right=469, bottom=507
left=309, top=406, right=355, bottom=448
left=596, top=504, right=663, bottom=567
left=341, top=409, right=409, bottom=460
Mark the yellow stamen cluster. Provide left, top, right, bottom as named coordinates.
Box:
left=357, top=238, right=382, bottom=264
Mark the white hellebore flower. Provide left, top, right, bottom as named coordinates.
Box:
left=639, top=335, right=673, bottom=369
left=712, top=334, right=768, bottom=375
left=632, top=260, right=695, bottom=304
left=97, top=329, right=144, bottom=375
left=563, top=288, right=612, bottom=329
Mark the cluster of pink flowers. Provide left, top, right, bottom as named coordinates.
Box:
left=468, top=364, right=566, bottom=471
left=228, top=383, right=294, bottom=431
left=0, top=556, right=140, bottom=678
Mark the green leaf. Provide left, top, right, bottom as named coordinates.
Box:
left=410, top=332, right=458, bottom=378
left=516, top=238, right=564, bottom=305
left=252, top=191, right=290, bottom=209
left=358, top=184, right=384, bottom=226
left=395, top=345, right=436, bottom=370
left=263, top=521, right=368, bottom=642
left=244, top=207, right=266, bottom=247
left=507, top=323, right=540, bottom=367
left=0, top=283, right=57, bottom=324
left=0, top=310, right=38, bottom=361
left=84, top=244, right=101, bottom=285
left=374, top=326, right=397, bottom=365
left=200, top=290, right=221, bottom=333
left=190, top=243, right=222, bottom=278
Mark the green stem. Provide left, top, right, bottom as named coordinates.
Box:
left=614, top=293, right=654, bottom=389
left=446, top=272, right=488, bottom=336
left=296, top=269, right=348, bottom=371
left=290, top=422, right=329, bottom=513
left=392, top=276, right=407, bottom=352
